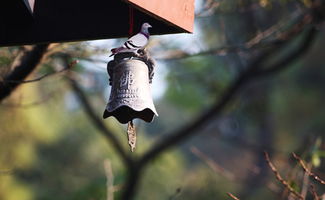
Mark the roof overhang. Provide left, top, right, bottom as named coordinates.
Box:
left=0, top=0, right=194, bottom=47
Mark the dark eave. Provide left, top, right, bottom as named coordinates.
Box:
left=0, top=0, right=194, bottom=47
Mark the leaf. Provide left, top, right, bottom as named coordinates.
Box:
left=311, top=137, right=322, bottom=167
left=312, top=153, right=321, bottom=168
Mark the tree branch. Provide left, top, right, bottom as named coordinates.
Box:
left=227, top=192, right=240, bottom=200
left=0, top=44, right=49, bottom=102
left=191, top=147, right=235, bottom=181
left=67, top=76, right=132, bottom=166
left=292, top=153, right=325, bottom=185
left=2, top=60, right=78, bottom=84
left=104, top=159, right=115, bottom=200
left=309, top=184, right=320, bottom=200
left=120, top=23, right=317, bottom=199
left=264, top=152, right=304, bottom=200
left=155, top=9, right=306, bottom=61
left=255, top=27, right=317, bottom=77
left=139, top=25, right=317, bottom=167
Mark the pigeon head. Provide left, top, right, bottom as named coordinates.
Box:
left=141, top=23, right=152, bottom=34
left=142, top=23, right=152, bottom=29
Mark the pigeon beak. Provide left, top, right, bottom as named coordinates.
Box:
left=148, top=24, right=152, bottom=28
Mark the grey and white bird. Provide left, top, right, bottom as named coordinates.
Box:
left=109, top=23, right=152, bottom=57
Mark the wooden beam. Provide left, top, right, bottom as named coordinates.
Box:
left=125, top=0, right=195, bottom=33
left=0, top=0, right=195, bottom=46
left=0, top=0, right=34, bottom=25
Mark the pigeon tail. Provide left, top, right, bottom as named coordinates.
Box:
left=109, top=47, right=124, bottom=57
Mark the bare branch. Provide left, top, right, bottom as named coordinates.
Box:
left=104, top=159, right=114, bottom=200
left=301, top=162, right=311, bottom=199
left=139, top=27, right=317, bottom=169
left=154, top=45, right=252, bottom=60
left=309, top=184, right=320, bottom=200
left=2, top=60, right=78, bottom=84
left=156, top=9, right=306, bottom=61
left=0, top=44, right=49, bottom=102
left=254, top=16, right=316, bottom=77
left=292, top=153, right=325, bottom=185
left=115, top=21, right=319, bottom=200
left=191, top=147, right=235, bottom=181
left=78, top=57, right=108, bottom=64
left=67, top=75, right=132, bottom=166
left=264, top=152, right=303, bottom=200
left=0, top=96, right=52, bottom=108
left=227, top=192, right=240, bottom=200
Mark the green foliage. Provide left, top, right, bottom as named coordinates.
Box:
left=311, top=138, right=323, bottom=167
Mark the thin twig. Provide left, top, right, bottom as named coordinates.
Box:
left=0, top=96, right=52, bottom=108
left=156, top=9, right=306, bottom=61
left=154, top=43, right=261, bottom=60
left=292, top=153, right=325, bottom=185
left=301, top=162, right=311, bottom=198
left=309, top=184, right=320, bottom=200
left=0, top=44, right=49, bottom=102
left=264, top=152, right=304, bottom=200
left=191, top=147, right=235, bottom=181
left=227, top=192, right=240, bottom=200
left=3, top=59, right=78, bottom=84
left=245, top=9, right=304, bottom=48
left=104, top=159, right=114, bottom=200
left=254, top=16, right=316, bottom=77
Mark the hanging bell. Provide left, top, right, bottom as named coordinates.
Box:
left=103, top=51, right=158, bottom=124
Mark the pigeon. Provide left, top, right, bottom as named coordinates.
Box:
left=109, top=22, right=152, bottom=57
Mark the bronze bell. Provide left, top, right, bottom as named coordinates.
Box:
left=103, top=51, right=158, bottom=124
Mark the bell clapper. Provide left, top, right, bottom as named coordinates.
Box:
left=127, top=120, right=137, bottom=152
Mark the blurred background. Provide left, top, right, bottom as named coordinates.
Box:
left=0, top=0, right=324, bottom=199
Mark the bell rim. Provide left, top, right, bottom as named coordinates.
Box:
left=103, top=105, right=158, bottom=123
left=105, top=103, right=158, bottom=116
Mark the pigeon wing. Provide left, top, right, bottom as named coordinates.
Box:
left=124, top=33, right=148, bottom=49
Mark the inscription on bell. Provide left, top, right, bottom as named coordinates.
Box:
left=116, top=70, right=138, bottom=99
left=117, top=89, right=139, bottom=98
left=120, top=71, right=135, bottom=88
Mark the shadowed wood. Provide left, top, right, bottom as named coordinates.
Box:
left=0, top=0, right=195, bottom=47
